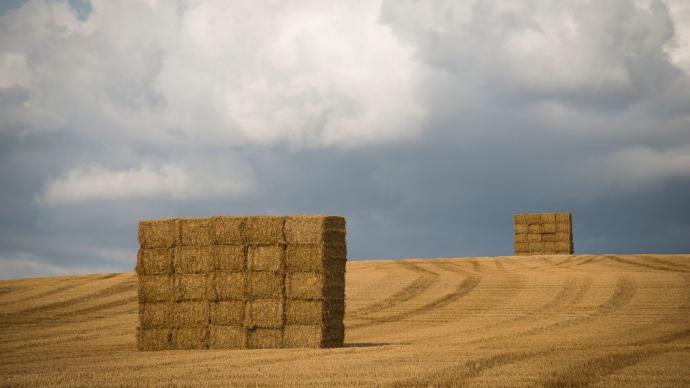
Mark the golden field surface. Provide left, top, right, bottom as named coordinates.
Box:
left=1, top=254, right=689, bottom=387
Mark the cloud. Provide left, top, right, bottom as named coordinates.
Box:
left=0, top=0, right=424, bottom=147
left=37, top=162, right=251, bottom=205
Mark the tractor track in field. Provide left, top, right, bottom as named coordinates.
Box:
left=605, top=256, right=690, bottom=273
left=347, top=261, right=440, bottom=318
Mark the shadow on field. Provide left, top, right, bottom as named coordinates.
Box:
left=343, top=342, right=393, bottom=348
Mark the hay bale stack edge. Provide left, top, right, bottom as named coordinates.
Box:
left=136, top=214, right=346, bottom=350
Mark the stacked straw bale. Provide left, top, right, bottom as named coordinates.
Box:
left=513, top=212, right=573, bottom=256
left=136, top=215, right=346, bottom=351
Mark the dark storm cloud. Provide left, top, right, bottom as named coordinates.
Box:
left=0, top=0, right=689, bottom=278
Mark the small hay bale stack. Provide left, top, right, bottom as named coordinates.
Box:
left=513, top=212, right=573, bottom=256
left=135, top=214, right=347, bottom=351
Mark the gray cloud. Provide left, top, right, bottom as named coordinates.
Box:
left=1, top=0, right=689, bottom=279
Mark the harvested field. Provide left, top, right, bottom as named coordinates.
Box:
left=0, top=254, right=689, bottom=386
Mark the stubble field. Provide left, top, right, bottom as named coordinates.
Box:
left=0, top=254, right=689, bottom=387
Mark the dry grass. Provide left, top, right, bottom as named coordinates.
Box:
left=1, top=254, right=689, bottom=386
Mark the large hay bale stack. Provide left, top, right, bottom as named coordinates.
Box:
left=136, top=215, right=346, bottom=351
left=513, top=212, right=573, bottom=256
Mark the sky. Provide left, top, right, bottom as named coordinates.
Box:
left=0, top=0, right=689, bottom=279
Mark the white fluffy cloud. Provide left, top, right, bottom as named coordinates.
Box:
left=37, top=162, right=251, bottom=205
left=0, top=0, right=424, bottom=147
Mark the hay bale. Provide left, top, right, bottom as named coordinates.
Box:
left=212, top=272, right=246, bottom=300
left=527, top=234, right=542, bottom=242
left=525, top=213, right=541, bottom=224
left=542, top=223, right=556, bottom=234
left=136, top=248, right=173, bottom=275
left=139, top=303, right=172, bottom=328
left=528, top=224, right=542, bottom=234
left=139, top=275, right=173, bottom=303
left=540, top=212, right=556, bottom=223
left=514, top=233, right=528, bottom=243
left=556, top=223, right=572, bottom=233
left=514, top=242, right=529, bottom=253
left=208, top=326, right=246, bottom=349
left=213, top=245, right=246, bottom=272
left=172, top=326, right=207, bottom=349
left=173, top=301, right=209, bottom=327
left=556, top=232, right=571, bottom=242
left=516, top=251, right=531, bottom=256
left=174, top=246, right=212, bottom=274
left=286, top=244, right=346, bottom=272
left=284, top=215, right=346, bottom=244
left=556, top=212, right=572, bottom=223
left=528, top=242, right=544, bottom=252
left=513, top=214, right=528, bottom=224
left=138, top=219, right=176, bottom=249
left=248, top=271, right=284, bottom=298
left=286, top=272, right=345, bottom=300
left=245, top=299, right=283, bottom=328
left=557, top=241, right=572, bottom=252
left=210, top=300, right=245, bottom=326
left=543, top=242, right=557, bottom=252
left=542, top=234, right=557, bottom=242
left=514, top=224, right=529, bottom=234
left=175, top=274, right=209, bottom=301
left=285, top=299, right=344, bottom=325
left=245, top=216, right=285, bottom=245
left=247, top=328, right=283, bottom=349
left=137, top=328, right=171, bottom=351
left=211, top=216, right=245, bottom=245
left=248, top=245, right=285, bottom=272
left=284, top=325, right=344, bottom=348
left=177, top=218, right=212, bottom=246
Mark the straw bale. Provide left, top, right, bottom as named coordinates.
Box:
left=527, top=234, right=542, bottom=242
left=542, top=223, right=556, bottom=234
left=528, top=224, right=542, bottom=234
left=285, top=299, right=344, bottom=325
left=516, top=251, right=531, bottom=256
left=542, top=234, right=558, bottom=242
left=286, top=272, right=345, bottom=300
left=175, top=274, right=209, bottom=301
left=213, top=245, right=245, bottom=272
left=557, top=241, right=572, bottom=252
left=136, top=248, right=173, bottom=275
left=514, top=242, right=529, bottom=253
left=525, top=213, right=542, bottom=224
left=284, top=325, right=344, bottom=348
left=514, top=233, right=528, bottom=243
left=137, top=328, right=170, bottom=351
left=286, top=244, right=346, bottom=272
left=211, top=216, right=245, bottom=245
left=172, top=326, right=207, bottom=350
left=245, top=216, right=285, bottom=244
left=173, top=301, right=209, bottom=327
left=528, top=242, right=544, bottom=252
left=212, top=272, right=246, bottom=300
left=208, top=326, right=246, bottom=349
left=139, top=303, right=172, bottom=328
left=177, top=218, right=212, bottom=246
left=543, top=242, right=557, bottom=252
left=248, top=245, right=285, bottom=272
left=174, top=246, right=212, bottom=274
left=246, top=299, right=283, bottom=328
left=513, top=214, right=528, bottom=224
left=514, top=224, right=529, bottom=234
left=556, top=233, right=571, bottom=242
left=210, top=300, right=245, bottom=326
left=138, top=219, right=176, bottom=249
left=540, top=212, right=556, bottom=223
left=139, top=275, right=173, bottom=303
left=248, top=328, right=283, bottom=349
left=555, top=212, right=572, bottom=223
left=284, top=215, right=346, bottom=244
left=556, top=223, right=572, bottom=233
left=248, top=272, right=284, bottom=298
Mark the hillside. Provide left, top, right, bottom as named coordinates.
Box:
left=1, top=254, right=689, bottom=387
